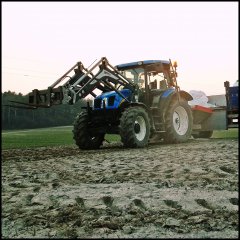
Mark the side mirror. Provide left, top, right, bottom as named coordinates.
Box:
left=170, top=72, right=177, bottom=79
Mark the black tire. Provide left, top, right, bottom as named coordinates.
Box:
left=119, top=107, right=150, bottom=148
left=192, top=131, right=213, bottom=139
left=164, top=98, right=193, bottom=143
left=73, top=112, right=105, bottom=150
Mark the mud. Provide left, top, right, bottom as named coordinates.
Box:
left=2, top=138, right=239, bottom=238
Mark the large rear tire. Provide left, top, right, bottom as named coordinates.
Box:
left=73, top=112, right=105, bottom=150
left=119, top=107, right=150, bottom=148
left=164, top=98, right=193, bottom=143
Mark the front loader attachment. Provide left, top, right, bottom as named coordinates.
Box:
left=7, top=57, right=136, bottom=109
left=4, top=101, right=38, bottom=109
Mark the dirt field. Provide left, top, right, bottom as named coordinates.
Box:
left=2, top=138, right=239, bottom=238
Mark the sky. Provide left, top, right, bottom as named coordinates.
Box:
left=2, top=1, right=238, bottom=96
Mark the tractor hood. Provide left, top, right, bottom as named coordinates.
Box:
left=97, top=89, right=131, bottom=99
left=93, top=89, right=132, bottom=110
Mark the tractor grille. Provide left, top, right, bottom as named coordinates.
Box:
left=94, top=96, right=115, bottom=108
left=94, top=99, right=101, bottom=108
left=108, top=96, right=115, bottom=106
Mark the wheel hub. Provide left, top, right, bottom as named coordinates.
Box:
left=134, top=123, right=141, bottom=134
left=173, top=106, right=189, bottom=135
left=134, top=116, right=146, bottom=141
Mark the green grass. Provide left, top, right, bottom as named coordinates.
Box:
left=2, top=126, right=238, bottom=150
left=2, top=126, right=73, bottom=149
left=1, top=126, right=120, bottom=150
left=212, top=128, right=239, bottom=139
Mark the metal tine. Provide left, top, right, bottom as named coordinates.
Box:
left=4, top=104, right=37, bottom=110
left=7, top=100, right=50, bottom=108
left=9, top=100, right=34, bottom=106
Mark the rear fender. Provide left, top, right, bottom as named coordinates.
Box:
left=159, top=89, right=193, bottom=119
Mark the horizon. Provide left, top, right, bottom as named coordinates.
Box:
left=2, top=2, right=238, bottom=96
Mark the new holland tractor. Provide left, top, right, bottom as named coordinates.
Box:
left=10, top=57, right=193, bottom=149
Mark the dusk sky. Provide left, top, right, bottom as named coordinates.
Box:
left=2, top=2, right=238, bottom=96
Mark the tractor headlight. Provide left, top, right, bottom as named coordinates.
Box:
left=101, top=97, right=108, bottom=108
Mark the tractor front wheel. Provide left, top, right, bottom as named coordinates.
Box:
left=73, top=112, right=105, bottom=150
left=119, top=107, right=150, bottom=148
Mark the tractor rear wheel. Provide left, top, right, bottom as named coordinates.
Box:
left=164, top=98, right=193, bottom=143
left=73, top=112, right=105, bottom=150
left=119, top=107, right=150, bottom=148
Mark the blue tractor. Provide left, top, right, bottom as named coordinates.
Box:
left=10, top=57, right=193, bottom=149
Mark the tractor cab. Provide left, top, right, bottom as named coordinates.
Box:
left=116, top=60, right=178, bottom=89
left=116, top=60, right=178, bottom=106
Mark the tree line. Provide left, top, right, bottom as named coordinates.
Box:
left=2, top=91, right=88, bottom=130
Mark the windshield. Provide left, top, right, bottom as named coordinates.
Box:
left=120, top=67, right=167, bottom=90
left=120, top=68, right=144, bottom=88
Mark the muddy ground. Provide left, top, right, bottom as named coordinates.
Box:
left=2, top=138, right=239, bottom=238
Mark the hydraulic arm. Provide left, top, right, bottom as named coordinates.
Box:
left=8, top=57, right=138, bottom=109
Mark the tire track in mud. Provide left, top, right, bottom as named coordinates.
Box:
left=2, top=138, right=239, bottom=238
